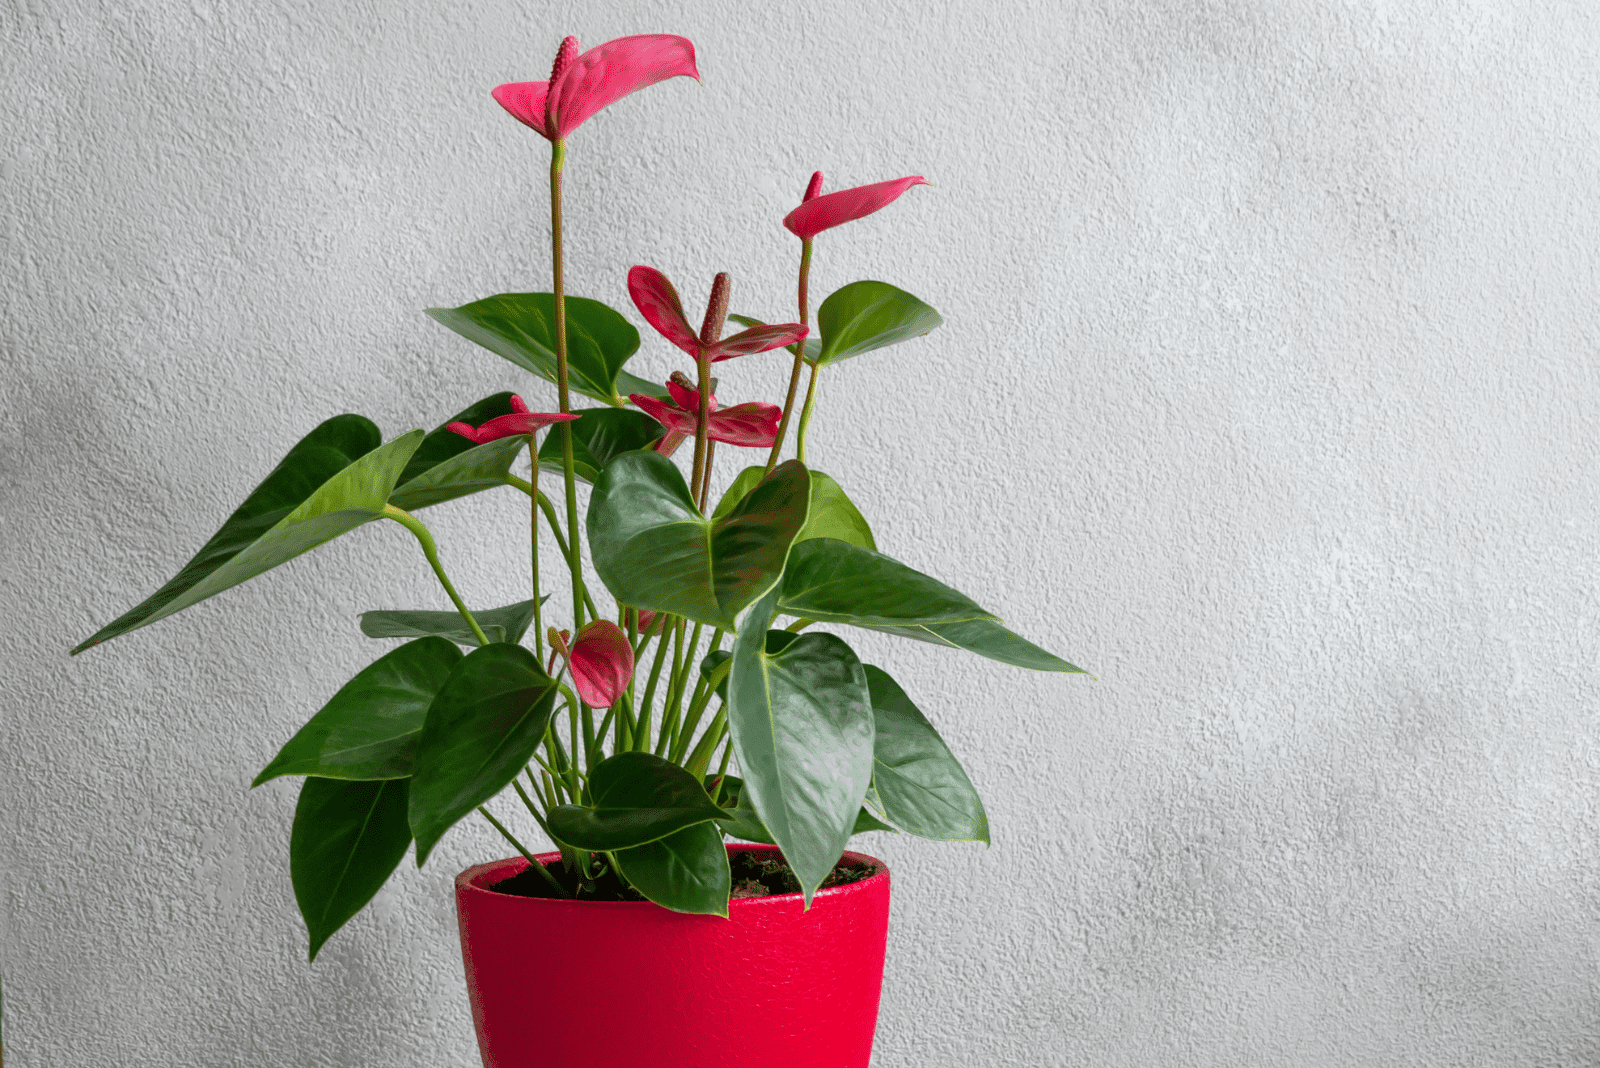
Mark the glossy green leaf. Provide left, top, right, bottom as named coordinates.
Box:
left=389, top=392, right=516, bottom=506
left=864, top=618, right=1088, bottom=674
left=359, top=598, right=545, bottom=646
left=613, top=822, right=730, bottom=916
left=728, top=313, right=821, bottom=363
left=777, top=538, right=997, bottom=629
left=255, top=637, right=462, bottom=785
left=291, top=777, right=413, bottom=961
left=536, top=407, right=663, bottom=484
left=547, top=752, right=726, bottom=851
left=714, top=774, right=892, bottom=844
left=426, top=293, right=644, bottom=405
left=408, top=644, right=559, bottom=864
left=73, top=422, right=422, bottom=654
left=862, top=666, right=988, bottom=842
left=727, top=590, right=875, bottom=905
left=715, top=467, right=875, bottom=552
left=813, top=281, right=942, bottom=367
left=587, top=452, right=810, bottom=630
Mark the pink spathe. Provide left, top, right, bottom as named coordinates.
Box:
left=782, top=175, right=929, bottom=240
left=628, top=265, right=807, bottom=363
left=632, top=385, right=780, bottom=452
left=568, top=620, right=634, bottom=709
left=445, top=395, right=577, bottom=445
left=492, top=34, right=699, bottom=141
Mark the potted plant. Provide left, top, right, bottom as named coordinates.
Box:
left=70, top=31, right=1086, bottom=1066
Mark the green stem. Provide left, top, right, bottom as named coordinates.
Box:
left=682, top=707, right=727, bottom=780
left=505, top=477, right=602, bottom=622
left=690, top=349, right=713, bottom=506
left=528, top=442, right=543, bottom=663
left=382, top=505, right=489, bottom=647
left=477, top=806, right=567, bottom=896
left=709, top=741, right=734, bottom=806
left=635, top=618, right=673, bottom=752
left=550, top=137, right=586, bottom=631
left=795, top=362, right=822, bottom=465
left=766, top=237, right=813, bottom=472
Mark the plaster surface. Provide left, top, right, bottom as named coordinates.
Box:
left=4, top=1, right=1599, bottom=1065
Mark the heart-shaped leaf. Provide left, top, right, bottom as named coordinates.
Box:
left=255, top=637, right=462, bottom=785
left=536, top=407, right=663, bottom=484
left=547, top=752, right=725, bottom=851
left=408, top=643, right=559, bottom=864
left=73, top=421, right=422, bottom=654
left=715, top=467, right=875, bottom=552
left=862, top=666, right=988, bottom=842
left=291, top=777, right=413, bottom=961
left=713, top=774, right=892, bottom=844
left=863, top=618, right=1088, bottom=674
left=359, top=598, right=545, bottom=646
left=777, top=538, right=997, bottom=629
left=612, top=822, right=730, bottom=916
left=588, top=452, right=810, bottom=630
left=427, top=293, right=655, bottom=406
left=813, top=281, right=942, bottom=367
left=727, top=590, right=875, bottom=905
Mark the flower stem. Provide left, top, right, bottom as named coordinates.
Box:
left=549, top=137, right=585, bottom=630
left=477, top=805, right=567, bottom=897
left=691, top=349, right=713, bottom=506
left=382, top=505, right=489, bottom=646
left=795, top=362, right=823, bottom=465
left=528, top=441, right=543, bottom=663
left=766, top=238, right=814, bottom=472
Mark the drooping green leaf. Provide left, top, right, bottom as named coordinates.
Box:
left=536, top=407, right=664, bottom=484
left=408, top=644, right=559, bottom=864
left=291, top=777, right=413, bottom=961
left=426, top=293, right=653, bottom=406
left=547, top=752, right=726, bottom=851
left=727, top=590, right=875, bottom=905
left=713, top=774, right=892, bottom=844
left=728, top=313, right=821, bottom=363
left=715, top=467, right=875, bottom=552
left=864, top=618, right=1089, bottom=674
left=255, top=637, right=462, bottom=785
left=359, top=598, right=545, bottom=646
left=777, top=538, right=997, bottom=629
left=612, top=822, right=730, bottom=916
left=587, top=452, right=810, bottom=630
left=73, top=422, right=422, bottom=654
left=813, top=281, right=942, bottom=367
left=862, top=666, right=988, bottom=843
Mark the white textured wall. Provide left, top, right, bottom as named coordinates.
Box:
left=5, top=1, right=1599, bottom=1064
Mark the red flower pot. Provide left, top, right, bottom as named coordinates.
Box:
left=455, top=843, right=891, bottom=1067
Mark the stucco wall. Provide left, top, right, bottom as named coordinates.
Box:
left=4, top=1, right=1599, bottom=1064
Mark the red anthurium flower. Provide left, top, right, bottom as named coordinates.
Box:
left=567, top=620, right=635, bottom=708
left=627, top=266, right=807, bottom=364
left=782, top=173, right=929, bottom=240
left=492, top=35, right=699, bottom=142
left=446, top=395, right=577, bottom=445
left=630, top=375, right=780, bottom=456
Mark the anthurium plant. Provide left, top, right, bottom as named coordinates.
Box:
left=72, top=32, right=1087, bottom=958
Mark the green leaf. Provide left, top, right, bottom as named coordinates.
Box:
left=700, top=649, right=732, bottom=703
left=715, top=467, right=875, bottom=552
left=73, top=422, right=422, bottom=654
left=612, top=822, right=730, bottom=916
left=255, top=637, right=462, bottom=785
left=713, top=774, right=892, bottom=844
left=426, top=293, right=643, bottom=405
left=536, top=407, right=663, bottom=484
left=863, top=618, right=1089, bottom=674
left=291, top=777, right=413, bottom=961
left=777, top=538, right=998, bottom=629
left=813, top=281, right=942, bottom=367
left=407, top=644, right=559, bottom=865
left=728, top=313, right=821, bottom=363
left=862, top=666, right=988, bottom=843
left=727, top=590, right=875, bottom=905
left=587, top=452, right=811, bottom=630
left=359, top=598, right=545, bottom=646
left=546, top=752, right=726, bottom=851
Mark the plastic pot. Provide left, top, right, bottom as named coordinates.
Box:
left=455, top=842, right=891, bottom=1067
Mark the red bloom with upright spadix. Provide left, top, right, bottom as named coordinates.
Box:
left=492, top=34, right=699, bottom=142
left=631, top=377, right=780, bottom=455
left=627, top=266, right=807, bottom=363
left=782, top=174, right=929, bottom=240
left=566, top=620, right=635, bottom=708
left=446, top=395, right=577, bottom=445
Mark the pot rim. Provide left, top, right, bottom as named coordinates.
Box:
left=456, top=842, right=889, bottom=911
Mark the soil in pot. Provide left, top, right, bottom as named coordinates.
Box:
left=490, top=847, right=877, bottom=901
